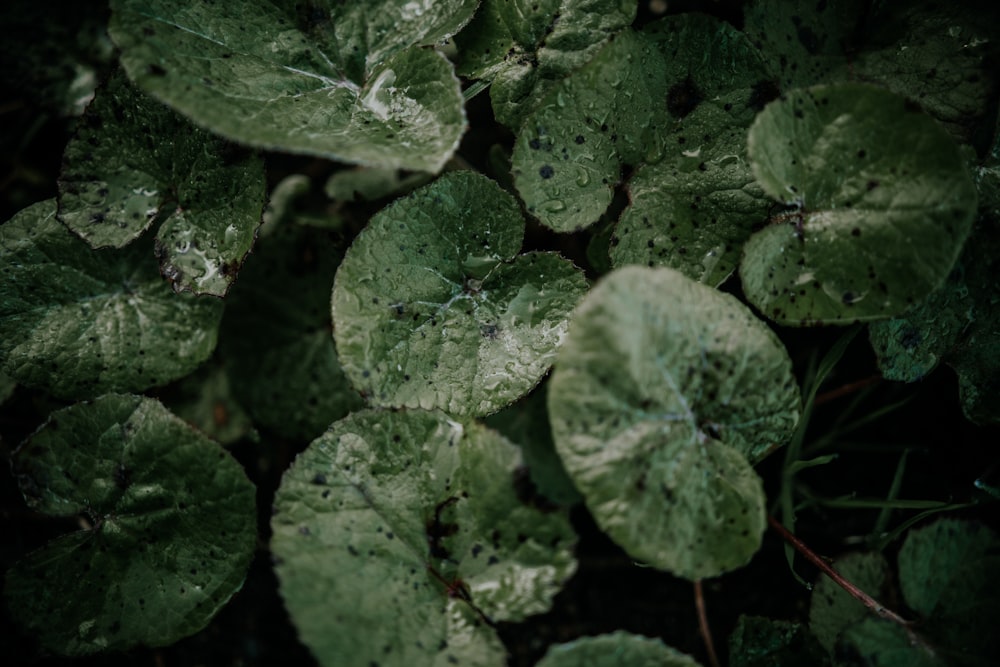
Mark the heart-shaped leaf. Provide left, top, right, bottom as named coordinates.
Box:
left=332, top=170, right=587, bottom=417
left=271, top=408, right=577, bottom=667
left=3, top=394, right=256, bottom=655
left=548, top=266, right=800, bottom=580
left=109, top=0, right=476, bottom=172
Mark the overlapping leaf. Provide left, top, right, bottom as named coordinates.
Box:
left=271, top=409, right=577, bottom=667
left=332, top=170, right=587, bottom=416
left=741, top=83, right=977, bottom=325
left=728, top=616, right=829, bottom=667
left=58, top=70, right=265, bottom=295
left=4, top=394, right=256, bottom=655
left=548, top=267, right=800, bottom=580
left=0, top=199, right=222, bottom=399
left=536, top=631, right=702, bottom=667
left=109, top=0, right=476, bottom=172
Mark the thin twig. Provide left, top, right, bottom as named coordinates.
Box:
left=814, top=374, right=882, bottom=406
left=694, top=580, right=720, bottom=667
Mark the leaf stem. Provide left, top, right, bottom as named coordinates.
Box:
left=813, top=373, right=882, bottom=406
left=693, top=580, right=720, bottom=667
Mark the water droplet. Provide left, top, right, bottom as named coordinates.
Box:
left=556, top=92, right=566, bottom=108
left=544, top=200, right=566, bottom=212
left=575, top=169, right=590, bottom=187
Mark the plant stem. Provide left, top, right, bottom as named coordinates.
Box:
left=813, top=373, right=882, bottom=406
left=693, top=580, right=720, bottom=667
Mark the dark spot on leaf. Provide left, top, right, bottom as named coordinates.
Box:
left=666, top=76, right=703, bottom=118
left=539, top=165, right=554, bottom=179
left=147, top=64, right=167, bottom=77
left=851, top=228, right=861, bottom=237
left=575, top=135, right=585, bottom=144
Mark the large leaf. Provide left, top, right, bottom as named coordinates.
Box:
left=332, top=170, right=587, bottom=417
left=222, top=221, right=363, bottom=441
left=610, top=14, right=775, bottom=286
left=3, top=394, right=256, bottom=655
left=271, top=409, right=577, bottom=667
left=456, top=0, right=636, bottom=129
left=536, top=631, right=702, bottom=667
left=741, top=83, right=977, bottom=326
left=109, top=0, right=476, bottom=172
left=0, top=199, right=222, bottom=399
left=548, top=267, right=800, bottom=580
left=511, top=30, right=667, bottom=233
left=58, top=70, right=265, bottom=296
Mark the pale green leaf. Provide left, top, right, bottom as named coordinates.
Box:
left=222, top=222, right=363, bottom=441
left=456, top=0, right=636, bottom=129
left=3, top=394, right=256, bottom=655
left=332, top=171, right=587, bottom=417
left=512, top=30, right=668, bottom=233
left=728, top=616, right=829, bottom=667
left=109, top=0, right=477, bottom=172
left=610, top=14, right=775, bottom=285
left=548, top=267, right=800, bottom=580
left=324, top=166, right=433, bottom=203
left=58, top=70, right=265, bottom=296
left=271, top=409, right=577, bottom=667
left=808, top=551, right=891, bottom=655
left=0, top=199, right=222, bottom=399
left=536, top=631, right=702, bottom=667
left=741, top=83, right=977, bottom=326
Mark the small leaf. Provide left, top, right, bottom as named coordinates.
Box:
left=58, top=70, right=265, bottom=296
left=0, top=199, right=222, bottom=399
left=548, top=267, right=800, bottom=580
left=271, top=409, right=577, bottom=667
left=456, top=0, right=636, bottom=129
left=512, top=30, right=667, bottom=232
left=332, top=171, right=587, bottom=417
left=536, top=631, right=703, bottom=667
left=610, top=14, right=775, bottom=285
left=3, top=394, right=256, bottom=655
left=728, top=616, right=829, bottom=667
left=221, top=222, right=363, bottom=441
left=324, top=166, right=433, bottom=203
left=808, top=551, right=891, bottom=655
left=161, top=360, right=257, bottom=445
left=109, top=0, right=476, bottom=172
left=741, top=83, right=977, bottom=325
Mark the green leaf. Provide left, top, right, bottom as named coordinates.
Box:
left=324, top=166, right=433, bottom=203
left=456, top=0, right=636, bottom=130
left=838, top=618, right=944, bottom=667
left=741, top=83, right=977, bottom=326
left=58, top=70, right=265, bottom=296
left=332, top=170, right=587, bottom=417
left=221, top=222, right=363, bottom=441
left=728, top=616, right=829, bottom=667
left=536, top=631, right=703, bottom=667
left=109, top=0, right=475, bottom=172
left=511, top=30, right=668, bottom=233
left=271, top=409, right=577, bottom=667
left=0, top=199, right=222, bottom=399
left=610, top=14, right=775, bottom=286
left=808, top=551, right=891, bottom=655
left=161, top=360, right=257, bottom=445
left=3, top=394, right=256, bottom=655
left=548, top=267, right=800, bottom=580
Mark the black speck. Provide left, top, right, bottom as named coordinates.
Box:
left=539, top=165, right=554, bottom=179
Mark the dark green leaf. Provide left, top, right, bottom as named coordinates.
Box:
left=271, top=409, right=577, bottom=667
left=548, top=267, right=800, bottom=579
left=4, top=394, right=256, bottom=655
left=536, top=631, right=702, bottom=667
left=109, top=0, right=476, bottom=172
left=838, top=618, right=944, bottom=667
left=58, top=70, right=265, bottom=296
left=162, top=360, right=257, bottom=445
left=728, top=616, right=829, bottom=667
left=0, top=199, right=222, bottom=399
left=332, top=171, right=587, bottom=416
left=808, top=551, right=891, bottom=655
left=742, top=83, right=977, bottom=325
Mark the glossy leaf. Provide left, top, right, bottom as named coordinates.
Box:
left=610, top=15, right=774, bottom=285
left=536, top=631, right=702, bottom=667
left=58, top=70, right=265, bottom=296
left=271, top=409, right=577, bottom=667
left=512, top=30, right=667, bottom=233
left=0, top=199, right=222, bottom=399
left=222, top=222, right=363, bottom=441
left=808, top=551, right=891, bottom=654
left=456, top=0, right=636, bottom=129
left=548, top=267, right=800, bottom=579
left=728, top=616, right=829, bottom=667
left=742, top=83, right=977, bottom=325
left=332, top=171, right=587, bottom=416
left=109, top=0, right=476, bottom=172
left=3, top=394, right=256, bottom=655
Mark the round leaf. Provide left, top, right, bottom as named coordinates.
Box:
left=271, top=409, right=577, bottom=667
left=332, top=171, right=587, bottom=416
left=0, top=199, right=222, bottom=399
left=741, top=83, right=977, bottom=325
left=536, top=631, right=702, bottom=667
left=3, top=394, right=256, bottom=655
left=58, top=70, right=265, bottom=296
left=109, top=0, right=475, bottom=172
left=548, top=267, right=800, bottom=579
